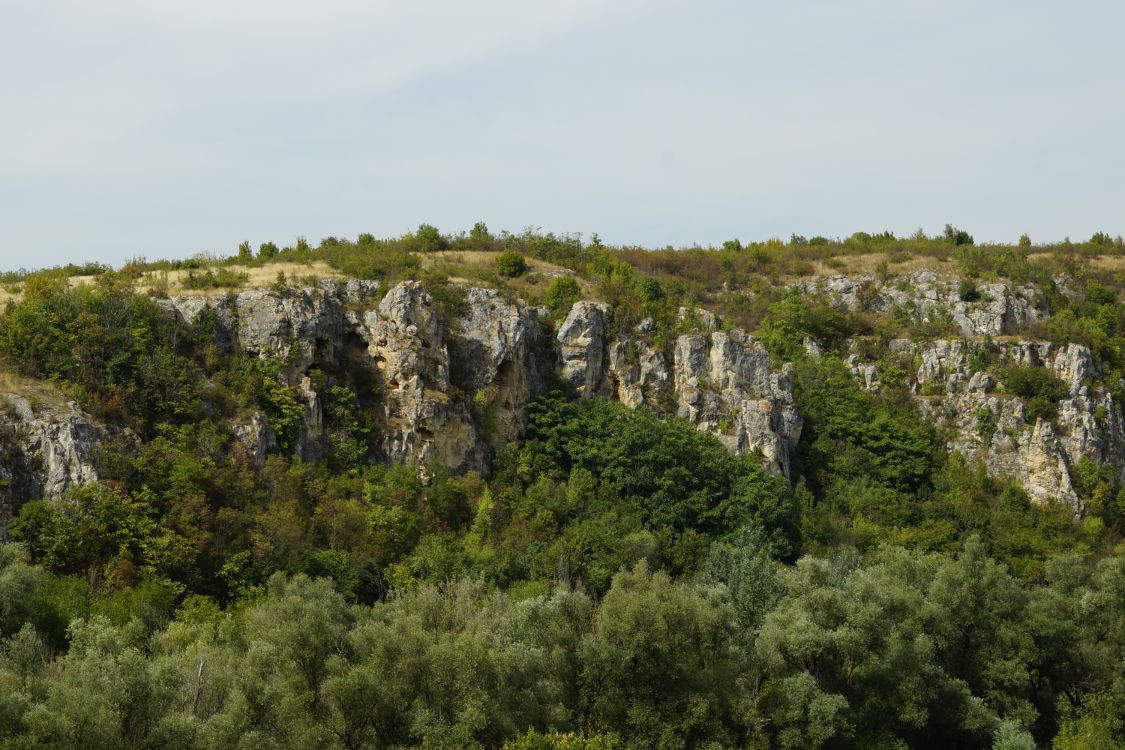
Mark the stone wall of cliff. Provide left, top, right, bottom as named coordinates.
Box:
left=152, top=280, right=801, bottom=480
left=5, top=268, right=1122, bottom=518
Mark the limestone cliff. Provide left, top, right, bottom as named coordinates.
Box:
left=557, top=302, right=801, bottom=477
left=0, top=389, right=106, bottom=526
left=841, top=337, right=1122, bottom=510
left=13, top=269, right=1108, bottom=516
left=793, top=270, right=1042, bottom=336
left=790, top=270, right=1120, bottom=510
left=161, top=280, right=802, bottom=479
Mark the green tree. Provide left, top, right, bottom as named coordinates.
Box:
left=0, top=544, right=44, bottom=637
left=470, top=222, right=493, bottom=242
left=943, top=224, right=975, bottom=246
left=412, top=223, right=448, bottom=252
left=544, top=276, right=582, bottom=318
left=580, top=563, right=741, bottom=747
left=504, top=730, right=622, bottom=749
left=1053, top=692, right=1125, bottom=749
left=1002, top=364, right=1069, bottom=424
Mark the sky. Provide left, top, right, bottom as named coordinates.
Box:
left=1, top=0, right=1123, bottom=271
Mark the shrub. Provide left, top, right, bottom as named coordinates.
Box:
left=526, top=393, right=798, bottom=556
left=544, top=275, right=582, bottom=317
left=182, top=268, right=249, bottom=289
left=638, top=276, right=664, bottom=302
left=1002, top=364, right=1069, bottom=424
left=495, top=250, right=528, bottom=278
left=758, top=291, right=864, bottom=362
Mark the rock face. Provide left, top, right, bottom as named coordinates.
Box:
left=671, top=331, right=802, bottom=476
left=557, top=304, right=802, bottom=477
left=850, top=338, right=1123, bottom=509
left=0, top=391, right=106, bottom=526
left=793, top=271, right=1042, bottom=336
left=606, top=333, right=670, bottom=409
left=792, top=272, right=1123, bottom=507
left=358, top=281, right=482, bottom=472
left=7, top=270, right=1113, bottom=516
left=232, top=413, right=278, bottom=470
left=557, top=302, right=610, bottom=399
left=161, top=281, right=804, bottom=479
left=450, top=288, right=547, bottom=447
left=160, top=279, right=382, bottom=381
left=10, top=267, right=1122, bottom=524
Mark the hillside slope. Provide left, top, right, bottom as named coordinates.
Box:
left=2, top=227, right=1125, bottom=748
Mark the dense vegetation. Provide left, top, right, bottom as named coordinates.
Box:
left=1, top=225, right=1125, bottom=748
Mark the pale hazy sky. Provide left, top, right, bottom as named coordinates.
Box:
left=1, top=0, right=1122, bottom=271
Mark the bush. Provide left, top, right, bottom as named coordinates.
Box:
left=792, top=356, right=941, bottom=497
left=1002, top=364, right=1069, bottom=424
left=758, top=291, right=864, bottom=362
left=0, top=281, right=205, bottom=432
left=958, top=279, right=981, bottom=302
left=495, top=250, right=528, bottom=278
left=544, top=275, right=582, bottom=317
left=182, top=268, right=249, bottom=289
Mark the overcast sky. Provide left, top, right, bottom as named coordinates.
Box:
left=1, top=0, right=1122, bottom=271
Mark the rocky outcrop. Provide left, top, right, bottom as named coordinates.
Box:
left=0, top=391, right=106, bottom=526
left=8, top=269, right=1114, bottom=521
left=557, top=304, right=801, bottom=477
left=852, top=338, right=1123, bottom=509
left=165, top=281, right=803, bottom=479
left=606, top=331, right=670, bottom=409
left=232, top=413, right=278, bottom=470
left=672, top=331, right=801, bottom=476
left=557, top=302, right=610, bottom=399
left=793, top=271, right=1042, bottom=336
left=160, top=279, right=382, bottom=380
left=358, top=281, right=482, bottom=472
left=449, top=288, right=547, bottom=447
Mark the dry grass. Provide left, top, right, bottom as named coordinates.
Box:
left=140, top=260, right=340, bottom=296
left=1088, top=255, right=1125, bottom=272
left=0, top=250, right=960, bottom=308
left=421, top=250, right=569, bottom=278
left=420, top=251, right=594, bottom=303
left=0, top=261, right=342, bottom=303
left=0, top=371, right=71, bottom=408
left=805, top=252, right=956, bottom=278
